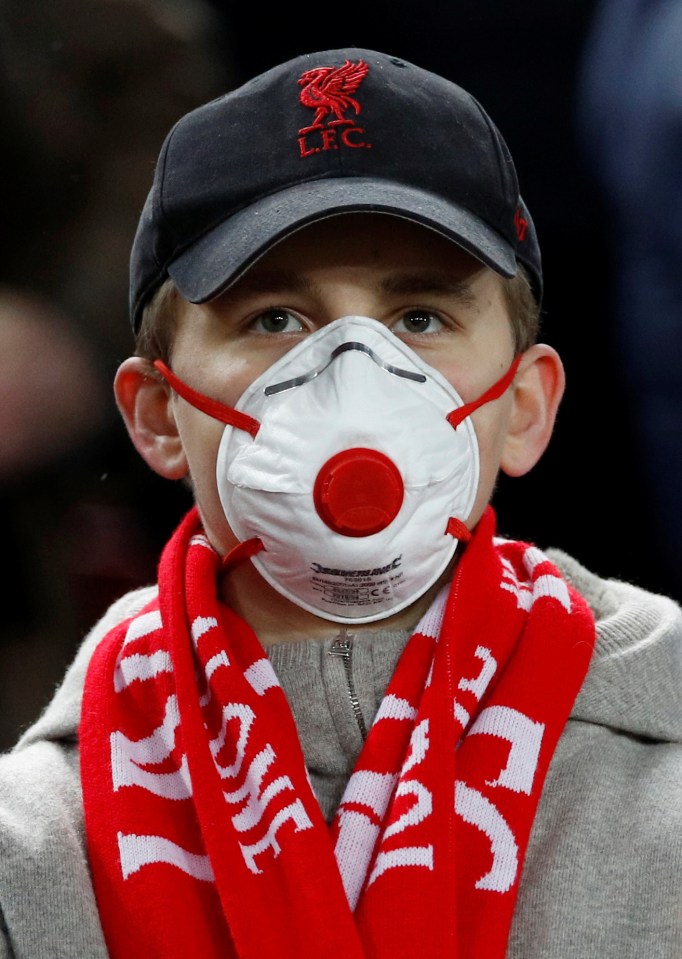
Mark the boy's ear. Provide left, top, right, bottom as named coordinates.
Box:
left=500, top=344, right=565, bottom=478
left=114, top=357, right=189, bottom=480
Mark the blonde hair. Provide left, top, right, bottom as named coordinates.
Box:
left=135, top=279, right=179, bottom=362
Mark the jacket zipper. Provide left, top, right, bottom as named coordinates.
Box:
left=329, top=630, right=368, bottom=740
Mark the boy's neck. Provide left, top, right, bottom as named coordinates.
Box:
left=217, top=556, right=459, bottom=646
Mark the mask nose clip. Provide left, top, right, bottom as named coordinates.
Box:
left=313, top=447, right=404, bottom=537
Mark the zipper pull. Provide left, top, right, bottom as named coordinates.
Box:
left=330, top=629, right=352, bottom=659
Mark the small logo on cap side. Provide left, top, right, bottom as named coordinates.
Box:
left=514, top=206, right=528, bottom=242
left=298, top=59, right=371, bottom=157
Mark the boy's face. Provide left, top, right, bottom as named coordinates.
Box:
left=166, top=213, right=519, bottom=559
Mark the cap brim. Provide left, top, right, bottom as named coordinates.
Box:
left=167, top=177, right=517, bottom=304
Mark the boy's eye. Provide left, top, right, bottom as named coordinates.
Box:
left=250, top=309, right=305, bottom=334
left=391, top=310, right=444, bottom=334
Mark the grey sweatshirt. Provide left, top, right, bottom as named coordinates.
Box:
left=0, top=549, right=680, bottom=958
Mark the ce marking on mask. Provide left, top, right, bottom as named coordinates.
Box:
left=310, top=556, right=404, bottom=609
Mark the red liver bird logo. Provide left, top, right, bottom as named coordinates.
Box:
left=298, top=59, right=369, bottom=128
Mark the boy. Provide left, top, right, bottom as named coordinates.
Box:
left=0, top=47, right=680, bottom=959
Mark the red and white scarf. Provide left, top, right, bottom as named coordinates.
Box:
left=81, top=505, right=595, bottom=959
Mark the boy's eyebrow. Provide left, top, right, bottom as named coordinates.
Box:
left=379, top=272, right=477, bottom=303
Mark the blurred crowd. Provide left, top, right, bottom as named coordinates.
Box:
left=576, top=0, right=682, bottom=609
left=2, top=0, right=679, bottom=749
left=0, top=0, right=229, bottom=746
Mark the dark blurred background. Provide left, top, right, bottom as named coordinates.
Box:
left=2, top=0, right=679, bottom=749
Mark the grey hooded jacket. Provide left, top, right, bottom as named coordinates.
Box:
left=0, top=549, right=680, bottom=958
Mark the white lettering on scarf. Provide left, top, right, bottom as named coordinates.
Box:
left=212, top=701, right=314, bottom=873
left=114, top=610, right=169, bottom=692
left=110, top=609, right=204, bottom=881
left=333, top=596, right=454, bottom=904
left=190, top=611, right=314, bottom=872
left=239, top=799, right=314, bottom=874
left=335, top=715, right=433, bottom=908
left=335, top=770, right=398, bottom=907
left=455, top=782, right=518, bottom=891
left=455, top=705, right=545, bottom=892
left=111, top=693, right=192, bottom=799
left=453, top=645, right=497, bottom=729
left=245, top=658, right=279, bottom=695
left=469, top=705, right=544, bottom=793
left=444, top=621, right=547, bottom=895
left=367, top=719, right=434, bottom=889
left=117, top=832, right=214, bottom=882
left=502, top=545, right=573, bottom=613
left=111, top=605, right=314, bottom=883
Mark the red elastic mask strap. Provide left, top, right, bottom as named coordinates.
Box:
left=221, top=536, right=265, bottom=572
left=154, top=360, right=260, bottom=437
left=446, top=353, right=523, bottom=429
left=446, top=516, right=472, bottom=542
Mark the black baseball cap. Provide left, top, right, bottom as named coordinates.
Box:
left=129, top=48, right=542, bottom=332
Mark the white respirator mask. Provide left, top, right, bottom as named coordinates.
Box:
left=155, top=316, right=519, bottom=624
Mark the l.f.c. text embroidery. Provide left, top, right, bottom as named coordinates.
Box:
left=297, top=59, right=371, bottom=157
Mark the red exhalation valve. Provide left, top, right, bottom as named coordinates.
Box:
left=313, top=447, right=404, bottom=537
